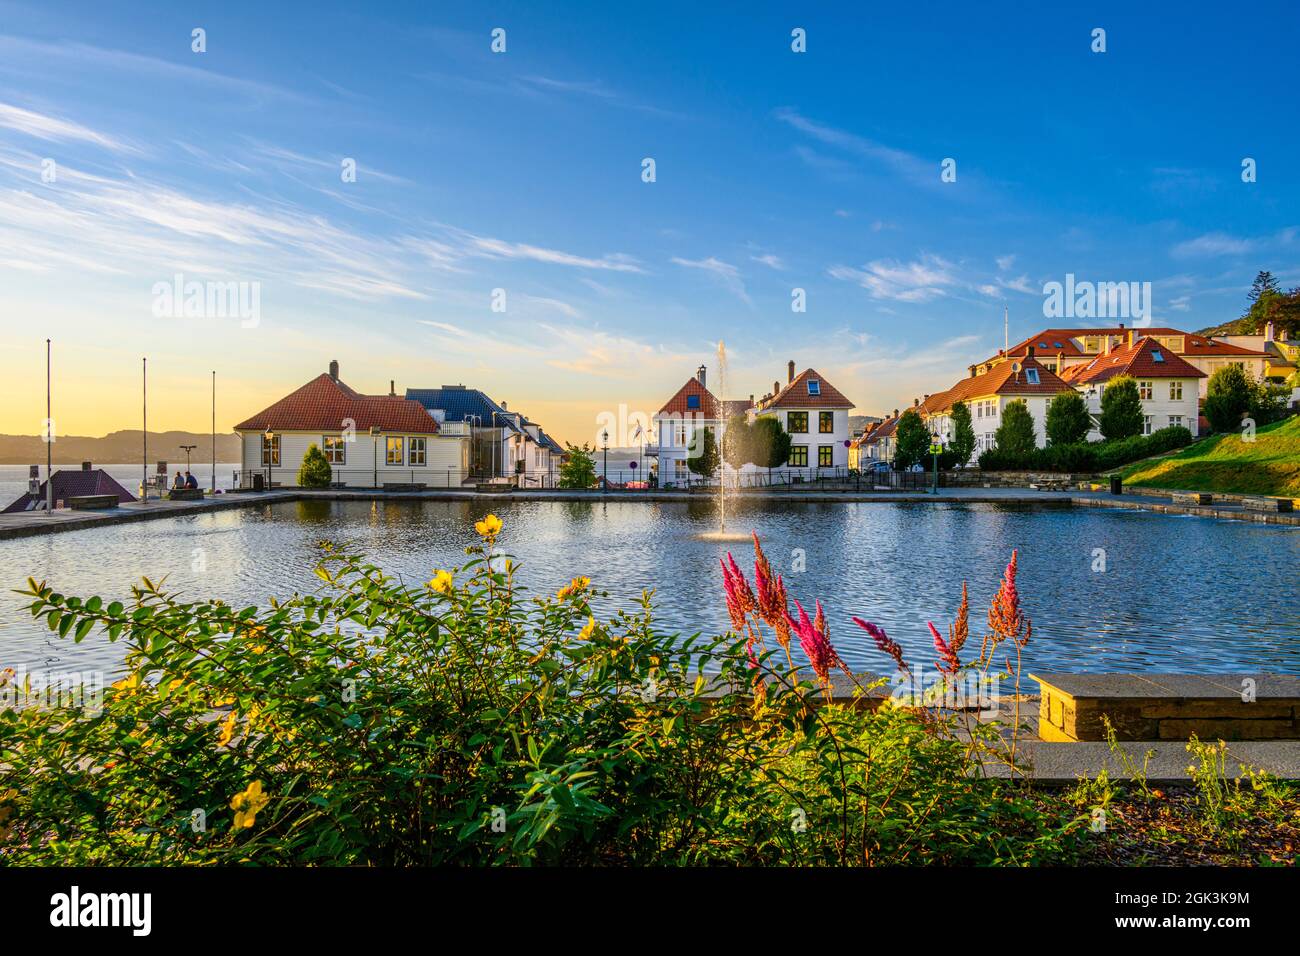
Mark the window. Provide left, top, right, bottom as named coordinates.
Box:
left=1025, top=368, right=1040, bottom=384
left=674, top=458, right=687, bottom=478
left=386, top=436, right=404, bottom=465
left=323, top=435, right=346, bottom=465
left=787, top=411, right=808, bottom=433
left=1152, top=350, right=1165, bottom=363
left=1138, top=381, right=1153, bottom=400
left=1142, top=415, right=1153, bottom=436
left=1169, top=415, right=1183, bottom=429
left=807, top=380, right=821, bottom=396
left=788, top=445, right=809, bottom=467
left=674, top=422, right=688, bottom=446
left=686, top=394, right=700, bottom=410
left=819, top=411, right=834, bottom=433
left=409, top=437, right=426, bottom=466
left=818, top=445, right=834, bottom=467
left=1169, top=381, right=1183, bottom=401
left=261, top=433, right=280, bottom=466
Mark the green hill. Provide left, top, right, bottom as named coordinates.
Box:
left=1120, top=417, right=1300, bottom=498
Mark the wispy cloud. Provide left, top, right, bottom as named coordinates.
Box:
left=775, top=107, right=935, bottom=188
left=671, top=255, right=750, bottom=304
left=751, top=253, right=784, bottom=270
left=1171, top=232, right=1253, bottom=258
left=827, top=254, right=956, bottom=302
left=0, top=101, right=132, bottom=152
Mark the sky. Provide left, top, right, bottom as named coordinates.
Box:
left=1, top=0, right=1297, bottom=446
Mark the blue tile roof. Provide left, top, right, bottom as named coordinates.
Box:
left=405, top=387, right=524, bottom=435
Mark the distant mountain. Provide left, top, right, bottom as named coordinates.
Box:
left=0, top=430, right=241, bottom=465
left=849, top=414, right=884, bottom=436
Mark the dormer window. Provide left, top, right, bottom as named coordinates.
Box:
left=1025, top=368, right=1040, bottom=384
left=807, top=380, right=821, bottom=396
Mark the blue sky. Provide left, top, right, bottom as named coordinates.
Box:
left=1, top=0, right=1297, bottom=443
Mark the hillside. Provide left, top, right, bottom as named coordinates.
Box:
left=1120, top=417, right=1300, bottom=498
left=0, top=430, right=241, bottom=465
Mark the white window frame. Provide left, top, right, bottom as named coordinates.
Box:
left=323, top=435, right=346, bottom=465
left=408, top=436, right=426, bottom=466
left=386, top=436, right=404, bottom=465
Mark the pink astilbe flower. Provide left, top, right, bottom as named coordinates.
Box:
left=851, top=617, right=910, bottom=676
left=752, top=533, right=792, bottom=647
left=786, top=598, right=843, bottom=684
left=930, top=621, right=961, bottom=676
left=720, top=552, right=756, bottom=631
left=988, top=549, right=1031, bottom=648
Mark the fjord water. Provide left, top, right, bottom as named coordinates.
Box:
left=0, top=498, right=1297, bottom=678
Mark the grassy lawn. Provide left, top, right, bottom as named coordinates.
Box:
left=1119, top=416, right=1300, bottom=498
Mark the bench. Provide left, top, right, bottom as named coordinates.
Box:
left=168, top=488, right=204, bottom=501
left=66, top=494, right=119, bottom=510
left=1171, top=492, right=1214, bottom=506
left=1031, top=673, right=1300, bottom=742
left=1243, top=497, right=1293, bottom=513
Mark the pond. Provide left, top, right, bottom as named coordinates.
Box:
left=1, top=498, right=1297, bottom=679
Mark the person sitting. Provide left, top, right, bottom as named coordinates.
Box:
left=173, top=472, right=185, bottom=490
left=184, top=471, right=199, bottom=490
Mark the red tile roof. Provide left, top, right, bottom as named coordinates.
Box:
left=926, top=356, right=1073, bottom=416
left=234, top=374, right=441, bottom=433
left=657, top=376, right=720, bottom=418
left=1063, top=336, right=1207, bottom=385
left=757, top=368, right=853, bottom=410
left=986, top=326, right=1268, bottom=366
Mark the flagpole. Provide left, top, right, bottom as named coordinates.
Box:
left=46, top=338, right=52, bottom=513
left=142, top=357, right=148, bottom=503
left=211, top=370, right=216, bottom=494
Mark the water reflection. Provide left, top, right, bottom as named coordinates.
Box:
left=0, top=499, right=1296, bottom=679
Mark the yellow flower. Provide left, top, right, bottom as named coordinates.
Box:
left=474, top=513, right=503, bottom=539
left=230, top=780, right=269, bottom=830
left=578, top=615, right=597, bottom=641
left=557, top=576, right=590, bottom=600
left=216, top=710, right=238, bottom=748
left=428, top=569, right=454, bottom=595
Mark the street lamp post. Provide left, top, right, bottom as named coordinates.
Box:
left=180, top=444, right=197, bottom=474
left=929, top=432, right=943, bottom=495
left=602, top=429, right=609, bottom=491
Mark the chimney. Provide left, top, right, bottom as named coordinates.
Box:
left=787, top=359, right=795, bottom=383
left=1127, top=329, right=1136, bottom=347
left=1265, top=321, right=1275, bottom=342
left=1026, top=344, right=1035, bottom=359
left=968, top=364, right=976, bottom=378
left=500, top=400, right=508, bottom=411
left=389, top=380, right=395, bottom=397
left=749, top=394, right=754, bottom=404
left=913, top=397, right=919, bottom=407
left=1056, top=352, right=1064, bottom=374
left=892, top=408, right=899, bottom=418
left=329, top=359, right=339, bottom=381
left=81, top=461, right=92, bottom=471
left=773, top=380, right=780, bottom=395
left=1103, top=336, right=1112, bottom=356
left=696, top=364, right=707, bottom=388
left=923, top=393, right=930, bottom=402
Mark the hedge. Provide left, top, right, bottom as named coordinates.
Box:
left=976, top=426, right=1194, bottom=473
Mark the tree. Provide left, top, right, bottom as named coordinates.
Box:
left=558, top=443, right=597, bottom=488
left=721, top=414, right=754, bottom=472
left=1203, top=364, right=1252, bottom=433
left=948, top=401, right=976, bottom=466
left=1098, top=375, right=1145, bottom=440
left=749, top=416, right=791, bottom=481
left=993, top=399, right=1038, bottom=457
left=687, top=426, right=720, bottom=480
left=297, top=443, right=333, bottom=488
left=893, top=409, right=930, bottom=470
left=1249, top=270, right=1281, bottom=302
left=1045, top=390, right=1092, bottom=446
